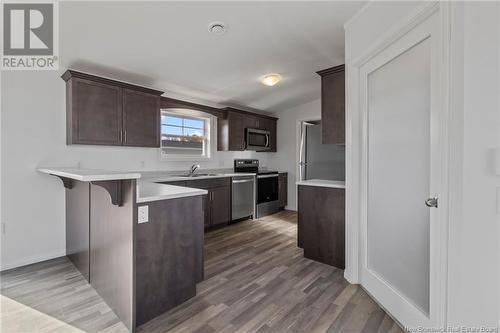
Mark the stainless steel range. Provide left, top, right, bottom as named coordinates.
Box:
left=234, top=159, right=280, bottom=218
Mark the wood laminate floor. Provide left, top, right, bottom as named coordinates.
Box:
left=1, top=211, right=403, bottom=333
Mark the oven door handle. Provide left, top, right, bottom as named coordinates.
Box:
left=257, top=174, right=279, bottom=179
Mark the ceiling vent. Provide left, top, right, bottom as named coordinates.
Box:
left=208, top=21, right=227, bottom=35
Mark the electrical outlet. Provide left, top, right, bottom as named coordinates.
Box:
left=138, top=206, right=149, bottom=223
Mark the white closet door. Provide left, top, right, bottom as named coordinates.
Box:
left=359, top=10, right=444, bottom=329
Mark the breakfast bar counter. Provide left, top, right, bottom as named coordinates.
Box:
left=38, top=167, right=207, bottom=331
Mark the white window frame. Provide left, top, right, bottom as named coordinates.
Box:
left=159, top=108, right=214, bottom=161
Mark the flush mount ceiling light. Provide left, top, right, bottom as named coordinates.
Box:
left=208, top=21, right=227, bottom=35
left=260, top=73, right=282, bottom=87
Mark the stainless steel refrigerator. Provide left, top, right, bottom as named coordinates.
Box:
left=299, top=121, right=345, bottom=181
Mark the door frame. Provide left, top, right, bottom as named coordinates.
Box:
left=345, top=1, right=452, bottom=329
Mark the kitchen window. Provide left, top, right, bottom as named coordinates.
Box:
left=160, top=109, right=212, bottom=160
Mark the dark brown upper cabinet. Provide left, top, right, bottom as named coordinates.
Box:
left=316, top=65, right=345, bottom=145
left=217, top=107, right=277, bottom=152
left=122, top=89, right=160, bottom=147
left=62, top=70, right=163, bottom=147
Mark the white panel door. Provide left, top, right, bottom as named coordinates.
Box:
left=359, top=10, right=445, bottom=329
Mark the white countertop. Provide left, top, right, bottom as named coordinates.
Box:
left=38, top=167, right=255, bottom=202
left=143, top=173, right=256, bottom=183
left=296, top=179, right=345, bottom=189
left=136, top=181, right=207, bottom=203
left=38, top=167, right=141, bottom=182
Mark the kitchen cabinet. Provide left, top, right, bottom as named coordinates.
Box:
left=297, top=185, right=345, bottom=269
left=210, top=186, right=231, bottom=227
left=66, top=77, right=123, bottom=145
left=122, top=89, right=160, bottom=147
left=278, top=173, right=288, bottom=209
left=185, top=177, right=231, bottom=229
left=316, top=65, right=345, bottom=145
left=217, top=108, right=278, bottom=152
left=62, top=70, right=163, bottom=147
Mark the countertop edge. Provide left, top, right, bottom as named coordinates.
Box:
left=296, top=180, right=346, bottom=189
left=38, top=168, right=142, bottom=181
left=136, top=189, right=208, bottom=203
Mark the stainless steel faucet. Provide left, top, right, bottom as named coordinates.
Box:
left=188, top=164, right=200, bottom=177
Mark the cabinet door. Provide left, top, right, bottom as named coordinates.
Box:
left=278, top=173, right=287, bottom=208
left=210, top=187, right=230, bottom=227
left=320, top=67, right=345, bottom=145
left=122, top=89, right=160, bottom=147
left=228, top=112, right=247, bottom=151
left=70, top=78, right=122, bottom=145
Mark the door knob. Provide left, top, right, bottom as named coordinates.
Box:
left=425, top=197, right=438, bottom=208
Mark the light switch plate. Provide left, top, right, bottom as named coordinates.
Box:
left=138, top=206, right=149, bottom=223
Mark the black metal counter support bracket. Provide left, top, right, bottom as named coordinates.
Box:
left=91, top=180, right=123, bottom=206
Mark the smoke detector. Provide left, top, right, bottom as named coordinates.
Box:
left=208, top=21, right=227, bottom=35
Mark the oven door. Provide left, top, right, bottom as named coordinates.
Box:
left=257, top=174, right=279, bottom=204
left=246, top=128, right=270, bottom=151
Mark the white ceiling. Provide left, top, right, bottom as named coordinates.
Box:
left=60, top=1, right=365, bottom=113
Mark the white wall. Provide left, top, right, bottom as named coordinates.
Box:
left=0, top=70, right=269, bottom=270
left=445, top=2, right=499, bottom=327
left=345, top=1, right=499, bottom=328
left=268, top=99, right=321, bottom=210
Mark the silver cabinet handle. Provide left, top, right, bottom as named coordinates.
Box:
left=124, top=130, right=127, bottom=143
left=425, top=197, right=438, bottom=208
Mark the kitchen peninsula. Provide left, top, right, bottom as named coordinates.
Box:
left=38, top=168, right=207, bottom=331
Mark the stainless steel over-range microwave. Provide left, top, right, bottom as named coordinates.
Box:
left=246, top=128, right=271, bottom=151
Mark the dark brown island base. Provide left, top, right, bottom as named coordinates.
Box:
left=297, top=180, right=346, bottom=269
left=39, top=168, right=207, bottom=331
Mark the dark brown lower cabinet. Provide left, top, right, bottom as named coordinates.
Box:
left=135, top=195, right=204, bottom=326
left=297, top=185, right=345, bottom=269
left=210, top=186, right=231, bottom=227
left=278, top=173, right=288, bottom=209
left=183, top=178, right=231, bottom=229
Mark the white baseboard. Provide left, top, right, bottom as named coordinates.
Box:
left=1, top=249, right=66, bottom=272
